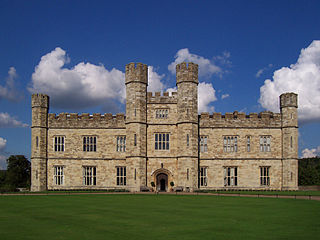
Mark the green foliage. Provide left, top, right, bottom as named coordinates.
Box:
left=151, top=181, right=155, bottom=187
left=2, top=155, right=31, bottom=191
left=299, top=157, right=320, bottom=185
left=170, top=181, right=174, bottom=187
left=0, top=195, right=319, bottom=240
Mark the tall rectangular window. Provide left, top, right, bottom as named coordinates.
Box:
left=54, top=166, right=64, bottom=185
left=260, top=167, right=270, bottom=186
left=54, top=136, right=65, bottom=152
left=223, top=136, right=238, bottom=152
left=260, top=136, right=271, bottom=152
left=83, top=136, right=97, bottom=152
left=134, top=134, right=137, bottom=146
left=116, top=166, right=126, bottom=186
left=247, top=136, right=251, bottom=152
left=83, top=166, right=96, bottom=186
left=155, top=133, right=170, bottom=150
left=116, top=136, right=126, bottom=152
left=200, top=136, right=208, bottom=152
left=224, top=167, right=238, bottom=186
left=200, top=167, right=207, bottom=186
left=187, top=134, right=189, bottom=147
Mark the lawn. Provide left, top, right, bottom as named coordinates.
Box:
left=0, top=194, right=319, bottom=240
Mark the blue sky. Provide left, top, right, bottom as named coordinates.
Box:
left=1, top=0, right=320, bottom=168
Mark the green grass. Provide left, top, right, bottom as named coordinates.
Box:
left=196, top=190, right=320, bottom=196
left=0, top=195, right=319, bottom=240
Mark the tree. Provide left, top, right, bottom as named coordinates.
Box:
left=298, top=157, right=320, bottom=185
left=5, top=155, right=31, bottom=189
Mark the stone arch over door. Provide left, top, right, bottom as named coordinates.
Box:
left=151, top=168, right=173, bottom=192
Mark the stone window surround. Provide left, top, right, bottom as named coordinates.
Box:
left=54, top=166, right=64, bottom=185
left=260, top=136, right=271, bottom=152
left=155, top=108, right=169, bottom=119
left=116, top=166, right=126, bottom=186
left=155, top=133, right=170, bottom=150
left=200, top=136, right=208, bottom=153
left=260, top=166, right=270, bottom=186
left=54, top=136, right=65, bottom=152
left=83, top=136, right=97, bottom=152
left=200, top=166, right=208, bottom=186
left=223, top=136, right=238, bottom=153
left=83, top=166, right=96, bottom=186
left=116, top=136, right=126, bottom=152
left=224, top=166, right=238, bottom=186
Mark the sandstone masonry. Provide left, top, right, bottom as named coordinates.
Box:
left=31, top=62, right=298, bottom=192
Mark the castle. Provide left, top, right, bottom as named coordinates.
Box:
left=31, top=62, right=298, bottom=192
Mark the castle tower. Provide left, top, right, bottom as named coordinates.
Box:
left=125, top=63, right=148, bottom=192
left=31, top=93, right=49, bottom=191
left=280, top=92, right=298, bottom=190
left=176, top=62, right=199, bottom=191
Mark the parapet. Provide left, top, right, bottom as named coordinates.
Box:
left=200, top=111, right=282, bottom=128
left=48, top=113, right=126, bottom=129
left=31, top=93, right=49, bottom=108
left=280, top=92, right=298, bottom=109
left=176, top=62, right=199, bottom=85
left=147, top=91, right=178, bottom=104
left=125, top=62, right=148, bottom=85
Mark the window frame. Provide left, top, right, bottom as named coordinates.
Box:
left=200, top=167, right=208, bottom=186
left=54, top=136, right=65, bottom=152
left=155, top=109, right=169, bottom=119
left=224, top=166, right=238, bottom=187
left=155, top=133, right=170, bottom=150
left=260, top=136, right=271, bottom=152
left=83, top=166, right=97, bottom=186
left=83, top=136, right=97, bottom=152
left=223, top=136, right=238, bottom=153
left=116, top=136, right=126, bottom=152
left=54, top=166, right=64, bottom=185
left=116, top=166, right=126, bottom=186
left=200, top=136, right=208, bottom=153
left=260, top=166, right=270, bottom=186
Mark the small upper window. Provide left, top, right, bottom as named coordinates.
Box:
left=260, top=136, right=271, bottom=152
left=223, top=136, right=238, bottom=153
left=156, top=109, right=169, bottom=119
left=83, top=136, right=97, bottom=152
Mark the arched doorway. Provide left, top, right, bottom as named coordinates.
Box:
left=156, top=173, right=168, bottom=192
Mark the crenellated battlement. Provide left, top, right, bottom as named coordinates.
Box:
left=31, top=93, right=49, bottom=108
left=48, top=113, right=126, bottom=129
left=176, top=62, right=199, bottom=85
left=125, top=62, right=148, bottom=85
left=199, top=111, right=282, bottom=128
left=147, top=91, right=178, bottom=104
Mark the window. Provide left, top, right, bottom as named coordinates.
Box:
left=224, top=167, right=238, bottom=186
left=83, top=136, right=97, bottom=152
left=200, top=136, right=208, bottom=152
left=260, top=167, right=270, bottom=186
left=134, top=134, right=137, bottom=146
left=200, top=167, right=207, bottom=186
left=247, top=136, right=251, bottom=152
left=36, top=136, right=39, bottom=148
left=116, top=136, right=126, bottom=152
left=117, top=166, right=126, bottom=186
left=187, top=134, right=189, bottom=147
left=156, top=109, right=169, bottom=119
left=187, top=168, right=189, bottom=180
left=223, top=136, right=238, bottom=152
left=83, top=166, right=96, bottom=185
left=155, top=133, right=169, bottom=150
left=54, top=136, right=64, bottom=152
left=260, top=136, right=271, bottom=152
left=54, top=166, right=64, bottom=185
left=290, top=136, right=293, bottom=148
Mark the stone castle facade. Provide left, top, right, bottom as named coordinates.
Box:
left=31, top=62, right=298, bottom=192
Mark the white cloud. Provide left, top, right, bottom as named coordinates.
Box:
left=198, top=82, right=217, bottom=113
left=0, top=137, right=6, bottom=151
left=166, top=87, right=177, bottom=96
left=168, top=48, right=222, bottom=77
left=302, top=146, right=320, bottom=158
left=0, top=112, right=28, bottom=128
left=147, top=66, right=165, bottom=92
left=256, top=64, right=273, bottom=78
left=29, top=47, right=126, bottom=110
left=259, top=40, right=320, bottom=123
left=0, top=67, right=22, bottom=102
left=221, top=93, right=230, bottom=100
